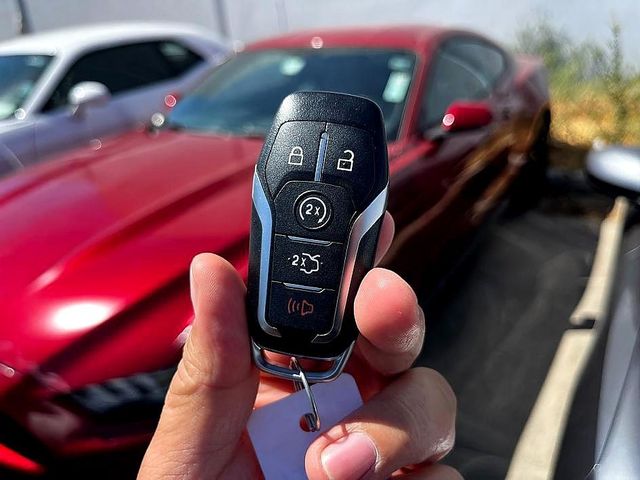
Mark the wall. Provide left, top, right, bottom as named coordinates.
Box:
left=0, top=0, right=638, bottom=66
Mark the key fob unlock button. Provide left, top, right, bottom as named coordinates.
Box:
left=322, top=123, right=376, bottom=209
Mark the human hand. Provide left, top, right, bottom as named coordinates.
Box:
left=138, top=213, right=460, bottom=479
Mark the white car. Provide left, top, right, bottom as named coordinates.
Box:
left=0, top=22, right=229, bottom=175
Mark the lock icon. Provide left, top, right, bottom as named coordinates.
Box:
left=288, top=146, right=304, bottom=165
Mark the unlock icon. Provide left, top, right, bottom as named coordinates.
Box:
left=288, top=146, right=304, bottom=165
left=337, top=149, right=355, bottom=172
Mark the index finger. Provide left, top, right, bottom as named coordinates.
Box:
left=353, top=267, right=426, bottom=376
left=375, top=211, right=395, bottom=265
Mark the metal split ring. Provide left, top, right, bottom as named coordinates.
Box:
left=290, top=356, right=321, bottom=432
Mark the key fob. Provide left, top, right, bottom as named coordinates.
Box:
left=247, top=91, right=389, bottom=382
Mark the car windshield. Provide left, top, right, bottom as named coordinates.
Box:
left=167, top=48, right=416, bottom=141
left=0, top=54, right=52, bottom=120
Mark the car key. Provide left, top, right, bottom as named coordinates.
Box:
left=247, top=91, right=389, bottom=384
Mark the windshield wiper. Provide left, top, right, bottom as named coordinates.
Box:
left=160, top=121, right=265, bottom=139
left=240, top=132, right=265, bottom=139
left=237, top=126, right=266, bottom=139
left=165, top=121, right=187, bottom=131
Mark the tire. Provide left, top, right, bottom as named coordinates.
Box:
left=511, top=111, right=550, bottom=208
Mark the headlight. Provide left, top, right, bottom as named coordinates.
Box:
left=0, top=362, right=17, bottom=379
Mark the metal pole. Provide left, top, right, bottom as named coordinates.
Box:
left=15, top=0, right=33, bottom=34
left=275, top=0, right=289, bottom=33
left=212, top=0, right=230, bottom=39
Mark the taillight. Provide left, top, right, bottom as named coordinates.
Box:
left=0, top=443, right=44, bottom=475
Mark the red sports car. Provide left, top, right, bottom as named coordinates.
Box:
left=0, top=26, right=549, bottom=475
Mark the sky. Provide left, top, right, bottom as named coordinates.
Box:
left=227, top=0, right=640, bottom=66
left=1, top=0, right=639, bottom=67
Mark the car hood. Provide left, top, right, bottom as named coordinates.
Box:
left=0, top=130, right=263, bottom=388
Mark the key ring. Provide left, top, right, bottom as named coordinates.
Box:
left=290, top=357, right=321, bottom=432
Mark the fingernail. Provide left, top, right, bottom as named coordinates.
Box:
left=321, top=433, right=377, bottom=480
left=189, top=262, right=198, bottom=311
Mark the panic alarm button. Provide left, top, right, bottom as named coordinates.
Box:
left=267, top=282, right=336, bottom=334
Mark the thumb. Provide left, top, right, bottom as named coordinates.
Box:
left=138, top=254, right=259, bottom=479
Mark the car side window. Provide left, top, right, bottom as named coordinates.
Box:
left=446, top=39, right=508, bottom=88
left=43, top=42, right=176, bottom=112
left=157, top=41, right=204, bottom=75
left=421, top=38, right=507, bottom=130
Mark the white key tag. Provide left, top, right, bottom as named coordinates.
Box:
left=248, top=373, right=363, bottom=480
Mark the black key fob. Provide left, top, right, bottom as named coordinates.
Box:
left=247, top=91, right=389, bottom=382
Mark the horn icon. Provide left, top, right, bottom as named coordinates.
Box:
left=287, top=298, right=299, bottom=315
left=301, top=300, right=314, bottom=316
left=286, top=298, right=315, bottom=316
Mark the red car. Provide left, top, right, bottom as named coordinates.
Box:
left=0, top=26, right=549, bottom=475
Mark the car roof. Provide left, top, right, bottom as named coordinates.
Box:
left=246, top=25, right=453, bottom=52
left=0, top=22, right=218, bottom=56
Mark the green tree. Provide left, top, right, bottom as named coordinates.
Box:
left=606, top=22, right=628, bottom=142
left=514, top=18, right=638, bottom=147
left=515, top=19, right=569, bottom=76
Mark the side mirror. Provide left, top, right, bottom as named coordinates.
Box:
left=586, top=146, right=640, bottom=202
left=441, top=101, right=493, bottom=133
left=68, top=82, right=110, bottom=116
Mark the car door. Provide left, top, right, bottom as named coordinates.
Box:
left=154, top=40, right=211, bottom=107
left=439, top=38, right=517, bottom=219
left=0, top=120, right=37, bottom=172
left=99, top=40, right=210, bottom=124
left=33, top=42, right=181, bottom=161
left=387, top=37, right=512, bottom=276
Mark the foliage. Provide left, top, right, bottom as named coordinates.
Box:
left=606, top=23, right=628, bottom=142
left=514, top=18, right=640, bottom=147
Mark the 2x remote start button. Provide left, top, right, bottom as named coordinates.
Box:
left=295, top=192, right=332, bottom=230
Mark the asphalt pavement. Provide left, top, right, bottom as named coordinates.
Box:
left=418, top=169, right=612, bottom=479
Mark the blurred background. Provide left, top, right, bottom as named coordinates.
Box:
left=1, top=1, right=639, bottom=479
left=3, top=0, right=640, bottom=148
